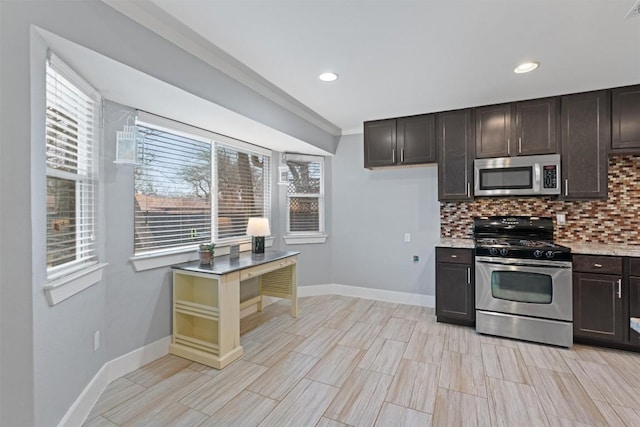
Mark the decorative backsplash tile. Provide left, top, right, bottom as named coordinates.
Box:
left=440, top=155, right=640, bottom=245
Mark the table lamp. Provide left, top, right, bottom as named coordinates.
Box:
left=246, top=217, right=270, bottom=254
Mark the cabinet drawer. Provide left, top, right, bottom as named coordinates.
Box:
left=630, top=258, right=640, bottom=277
left=240, top=257, right=296, bottom=281
left=436, top=247, right=473, bottom=264
left=572, top=255, right=622, bottom=275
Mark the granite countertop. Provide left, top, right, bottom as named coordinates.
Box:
left=172, top=250, right=300, bottom=275
left=558, top=242, right=640, bottom=258
left=437, top=238, right=475, bottom=249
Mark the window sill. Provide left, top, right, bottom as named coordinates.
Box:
left=283, top=234, right=328, bottom=245
left=130, top=237, right=275, bottom=272
left=44, top=263, right=108, bottom=306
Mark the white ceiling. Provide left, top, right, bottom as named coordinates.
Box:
left=149, top=0, right=640, bottom=134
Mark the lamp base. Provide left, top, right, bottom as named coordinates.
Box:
left=252, top=236, right=265, bottom=253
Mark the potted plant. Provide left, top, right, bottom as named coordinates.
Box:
left=198, top=242, right=215, bottom=266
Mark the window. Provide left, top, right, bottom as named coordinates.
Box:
left=134, top=115, right=271, bottom=255
left=134, top=125, right=212, bottom=254
left=284, top=154, right=326, bottom=244
left=46, top=53, right=100, bottom=278
left=215, top=143, right=271, bottom=242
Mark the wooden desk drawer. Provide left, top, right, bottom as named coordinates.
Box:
left=436, top=247, right=473, bottom=264
left=240, top=256, right=297, bottom=281
left=573, top=255, right=622, bottom=275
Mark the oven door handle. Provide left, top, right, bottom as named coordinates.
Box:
left=476, top=259, right=572, bottom=269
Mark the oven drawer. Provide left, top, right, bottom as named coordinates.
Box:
left=573, top=255, right=622, bottom=275
left=436, top=247, right=473, bottom=264
left=630, top=258, right=640, bottom=277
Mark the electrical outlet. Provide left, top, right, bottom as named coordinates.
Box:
left=94, top=330, right=100, bottom=352
left=413, top=255, right=419, bottom=263
left=556, top=213, right=566, bottom=225
left=404, top=233, right=411, bottom=243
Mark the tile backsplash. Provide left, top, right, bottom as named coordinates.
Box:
left=440, top=155, right=640, bottom=245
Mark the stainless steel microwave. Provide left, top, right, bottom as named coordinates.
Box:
left=474, top=154, right=561, bottom=196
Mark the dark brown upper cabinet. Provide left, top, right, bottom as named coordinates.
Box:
left=560, top=90, right=610, bottom=200
left=516, top=97, right=559, bottom=155
left=612, top=85, right=640, bottom=153
left=475, top=98, right=558, bottom=158
left=475, top=104, right=514, bottom=158
left=363, top=119, right=396, bottom=168
left=437, top=109, right=474, bottom=201
left=363, top=114, right=436, bottom=169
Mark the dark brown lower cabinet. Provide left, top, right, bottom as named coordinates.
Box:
left=573, top=272, right=624, bottom=343
left=436, top=247, right=474, bottom=325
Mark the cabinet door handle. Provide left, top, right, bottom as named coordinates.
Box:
left=392, top=149, right=395, bottom=163
left=617, top=278, right=622, bottom=299
left=594, top=263, right=602, bottom=268
left=507, top=139, right=510, bottom=155
left=401, top=148, right=404, bottom=163
left=565, top=179, right=569, bottom=197
left=518, top=137, right=522, bottom=153
left=467, top=182, right=471, bottom=198
left=451, top=255, right=458, bottom=258
left=467, top=267, right=471, bottom=285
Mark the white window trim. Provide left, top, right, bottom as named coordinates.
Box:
left=44, top=52, right=103, bottom=302
left=44, top=262, right=108, bottom=306
left=130, top=237, right=274, bottom=272
left=284, top=154, right=326, bottom=244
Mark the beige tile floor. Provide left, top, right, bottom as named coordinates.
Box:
left=84, top=295, right=640, bottom=426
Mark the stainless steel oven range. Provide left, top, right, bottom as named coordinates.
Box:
left=474, top=216, right=573, bottom=347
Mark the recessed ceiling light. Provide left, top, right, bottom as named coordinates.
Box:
left=319, top=72, right=338, bottom=82
left=514, top=62, right=540, bottom=74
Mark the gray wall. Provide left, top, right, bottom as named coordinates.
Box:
left=0, top=1, right=338, bottom=425
left=331, top=134, right=441, bottom=295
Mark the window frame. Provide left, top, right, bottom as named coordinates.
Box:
left=43, top=52, right=108, bottom=305
left=45, top=52, right=101, bottom=280
left=284, top=154, right=327, bottom=245
left=131, top=112, right=272, bottom=269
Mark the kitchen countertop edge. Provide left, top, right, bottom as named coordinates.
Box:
left=558, top=242, right=640, bottom=258
left=437, top=238, right=475, bottom=249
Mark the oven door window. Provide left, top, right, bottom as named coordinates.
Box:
left=479, top=167, right=533, bottom=190
left=491, top=271, right=552, bottom=304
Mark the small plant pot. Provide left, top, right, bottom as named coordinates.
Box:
left=198, top=250, right=213, bottom=266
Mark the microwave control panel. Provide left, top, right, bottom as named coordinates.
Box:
left=542, top=165, right=558, bottom=189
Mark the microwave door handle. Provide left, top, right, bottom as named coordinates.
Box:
left=533, top=164, right=541, bottom=192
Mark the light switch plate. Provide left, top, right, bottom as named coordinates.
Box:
left=404, top=233, right=411, bottom=243
left=556, top=213, right=566, bottom=225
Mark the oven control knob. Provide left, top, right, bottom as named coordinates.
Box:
left=499, top=248, right=509, bottom=256
left=545, top=250, right=555, bottom=259
left=534, top=250, right=543, bottom=258
left=489, top=248, right=498, bottom=256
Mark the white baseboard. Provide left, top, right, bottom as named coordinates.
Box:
left=298, top=284, right=435, bottom=308
left=59, top=336, right=171, bottom=427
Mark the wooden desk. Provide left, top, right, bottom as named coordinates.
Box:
left=170, top=250, right=299, bottom=369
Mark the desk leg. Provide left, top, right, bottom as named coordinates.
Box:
left=291, top=262, right=298, bottom=318
left=217, top=271, right=243, bottom=368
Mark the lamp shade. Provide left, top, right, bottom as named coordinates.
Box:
left=246, top=217, right=271, bottom=236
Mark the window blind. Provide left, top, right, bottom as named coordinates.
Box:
left=46, top=53, right=99, bottom=275
left=134, top=125, right=212, bottom=254
left=286, top=155, right=323, bottom=233
left=215, top=143, right=271, bottom=241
